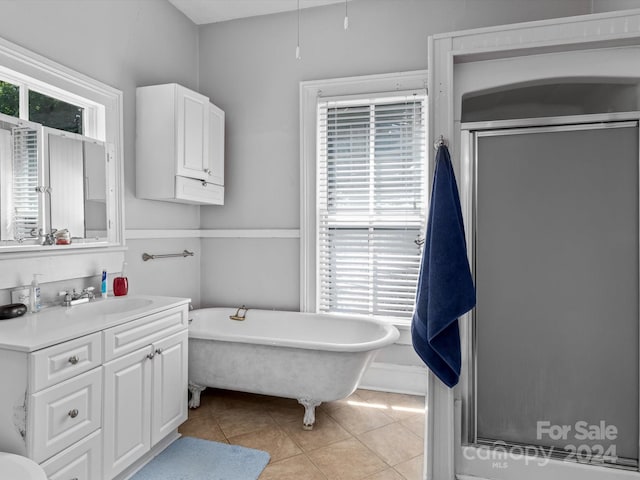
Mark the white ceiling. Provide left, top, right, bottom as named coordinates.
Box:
left=168, top=0, right=348, bottom=25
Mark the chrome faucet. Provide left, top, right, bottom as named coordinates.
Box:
left=31, top=228, right=57, bottom=246
left=60, top=287, right=96, bottom=306
left=230, top=305, right=249, bottom=321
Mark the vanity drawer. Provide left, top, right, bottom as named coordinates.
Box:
left=40, top=429, right=102, bottom=480
left=30, top=367, right=102, bottom=463
left=103, top=306, right=187, bottom=361
left=30, top=332, right=102, bottom=391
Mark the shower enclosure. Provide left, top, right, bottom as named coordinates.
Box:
left=460, top=112, right=640, bottom=471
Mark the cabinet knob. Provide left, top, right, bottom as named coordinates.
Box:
left=146, top=352, right=155, bottom=360
left=68, top=408, right=79, bottom=418
left=68, top=355, right=80, bottom=365
left=204, top=168, right=212, bottom=175
left=155, top=348, right=163, bottom=355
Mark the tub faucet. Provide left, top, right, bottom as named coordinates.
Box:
left=230, top=305, right=248, bottom=321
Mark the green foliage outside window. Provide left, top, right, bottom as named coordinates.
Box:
left=0, top=82, right=84, bottom=134
left=0, top=81, right=19, bottom=117
left=29, top=90, right=83, bottom=134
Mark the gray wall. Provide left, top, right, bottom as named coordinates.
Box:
left=0, top=0, right=200, bottom=229
left=196, top=0, right=595, bottom=309
left=0, top=0, right=638, bottom=311
left=0, top=0, right=202, bottom=305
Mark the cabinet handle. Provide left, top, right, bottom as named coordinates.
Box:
left=155, top=348, right=163, bottom=355
left=68, top=355, right=80, bottom=365
left=146, top=352, right=155, bottom=360
left=68, top=409, right=79, bottom=418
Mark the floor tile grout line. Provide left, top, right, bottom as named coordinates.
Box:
left=323, top=406, right=399, bottom=438
left=263, top=406, right=394, bottom=479
left=187, top=389, right=424, bottom=480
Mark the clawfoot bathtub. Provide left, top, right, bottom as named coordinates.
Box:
left=187, top=308, right=399, bottom=429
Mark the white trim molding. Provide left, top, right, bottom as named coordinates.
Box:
left=0, top=34, right=125, bottom=250
left=125, top=229, right=300, bottom=240
left=200, top=229, right=300, bottom=238
left=359, top=362, right=428, bottom=396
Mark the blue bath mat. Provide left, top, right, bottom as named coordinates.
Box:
left=130, top=436, right=270, bottom=480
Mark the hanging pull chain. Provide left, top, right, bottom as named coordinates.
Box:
left=344, top=0, right=349, bottom=30
left=296, top=0, right=301, bottom=59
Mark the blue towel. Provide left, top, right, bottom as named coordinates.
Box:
left=411, top=145, right=475, bottom=388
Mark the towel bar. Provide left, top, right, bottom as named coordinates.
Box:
left=142, top=249, right=194, bottom=261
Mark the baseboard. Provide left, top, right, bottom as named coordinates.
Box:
left=359, top=362, right=428, bottom=396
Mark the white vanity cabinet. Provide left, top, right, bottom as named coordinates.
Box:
left=136, top=83, right=225, bottom=205
left=0, top=295, right=189, bottom=480
left=102, top=307, right=188, bottom=479
left=0, top=331, right=105, bottom=480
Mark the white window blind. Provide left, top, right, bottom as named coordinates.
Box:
left=317, top=94, right=427, bottom=320
left=12, top=126, right=40, bottom=238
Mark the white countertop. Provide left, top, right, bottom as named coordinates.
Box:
left=0, top=295, right=190, bottom=352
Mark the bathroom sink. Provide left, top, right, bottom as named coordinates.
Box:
left=65, top=297, right=153, bottom=317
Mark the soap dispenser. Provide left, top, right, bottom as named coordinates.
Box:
left=30, top=274, right=42, bottom=313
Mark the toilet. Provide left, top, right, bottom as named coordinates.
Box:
left=0, top=453, right=47, bottom=479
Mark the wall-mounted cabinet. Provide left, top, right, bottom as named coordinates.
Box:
left=136, top=83, right=225, bottom=205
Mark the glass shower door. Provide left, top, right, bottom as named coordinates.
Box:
left=466, top=117, right=639, bottom=471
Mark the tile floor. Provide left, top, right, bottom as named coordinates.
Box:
left=179, top=388, right=425, bottom=480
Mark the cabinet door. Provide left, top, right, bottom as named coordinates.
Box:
left=176, top=86, right=209, bottom=180
left=103, top=345, right=153, bottom=480
left=206, top=102, right=225, bottom=187
left=41, top=429, right=102, bottom=480
left=151, top=329, right=188, bottom=445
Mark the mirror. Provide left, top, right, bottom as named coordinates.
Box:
left=0, top=115, right=42, bottom=243
left=45, top=128, right=107, bottom=241
left=0, top=113, right=110, bottom=247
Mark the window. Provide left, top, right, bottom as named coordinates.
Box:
left=10, top=124, right=40, bottom=238
left=301, top=71, right=428, bottom=323
left=0, top=66, right=102, bottom=245
left=0, top=67, right=99, bottom=139
left=0, top=80, right=19, bottom=117
left=0, top=35, right=123, bottom=250
left=29, top=90, right=83, bottom=134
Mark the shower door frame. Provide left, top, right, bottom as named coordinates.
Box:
left=458, top=111, right=640, bottom=477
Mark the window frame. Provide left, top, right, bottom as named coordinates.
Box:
left=0, top=66, right=101, bottom=139
left=299, top=70, right=428, bottom=324
left=0, top=35, right=124, bottom=250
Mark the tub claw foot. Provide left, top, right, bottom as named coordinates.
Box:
left=188, top=382, right=206, bottom=408
left=298, top=398, right=321, bottom=430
